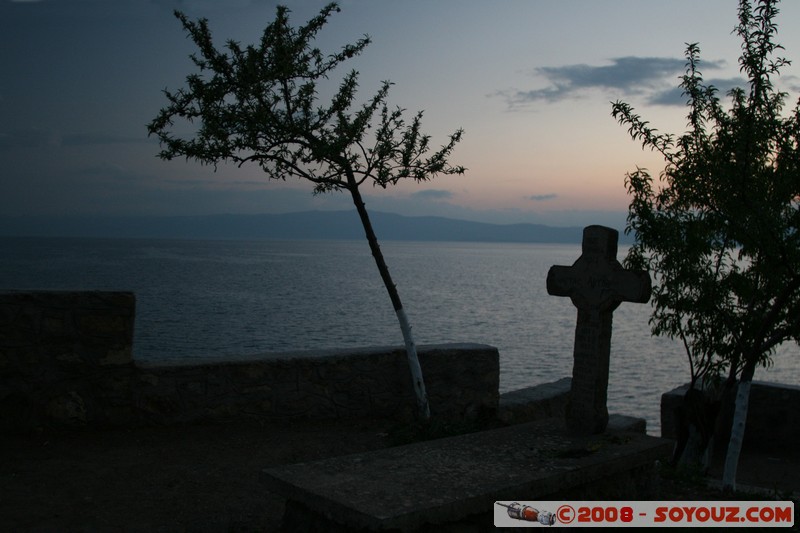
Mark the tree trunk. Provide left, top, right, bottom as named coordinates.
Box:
left=721, top=359, right=756, bottom=491
left=346, top=179, right=430, bottom=420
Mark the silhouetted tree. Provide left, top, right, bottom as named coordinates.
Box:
left=148, top=3, right=465, bottom=419
left=612, top=0, right=799, bottom=490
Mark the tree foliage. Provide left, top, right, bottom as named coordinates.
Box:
left=612, top=0, right=800, bottom=391
left=147, top=3, right=464, bottom=195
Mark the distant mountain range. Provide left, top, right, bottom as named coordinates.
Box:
left=0, top=210, right=633, bottom=244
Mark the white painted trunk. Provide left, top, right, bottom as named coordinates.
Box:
left=722, top=378, right=752, bottom=491
left=396, top=307, right=430, bottom=420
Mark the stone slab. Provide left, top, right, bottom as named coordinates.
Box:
left=262, top=416, right=671, bottom=531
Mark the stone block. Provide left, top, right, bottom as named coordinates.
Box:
left=661, top=381, right=800, bottom=452
left=0, top=291, right=136, bottom=431
left=498, top=377, right=571, bottom=424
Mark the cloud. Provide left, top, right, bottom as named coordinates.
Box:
left=647, top=76, right=745, bottom=106
left=527, top=193, right=558, bottom=202
left=410, top=189, right=454, bottom=201
left=503, top=56, right=726, bottom=108
left=786, top=75, right=800, bottom=93
left=644, top=86, right=685, bottom=107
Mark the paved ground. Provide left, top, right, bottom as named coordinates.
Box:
left=1, top=418, right=797, bottom=532
left=1, top=418, right=395, bottom=532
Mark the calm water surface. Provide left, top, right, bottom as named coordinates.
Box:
left=3, top=237, right=798, bottom=435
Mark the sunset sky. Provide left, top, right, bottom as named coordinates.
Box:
left=2, top=0, right=799, bottom=228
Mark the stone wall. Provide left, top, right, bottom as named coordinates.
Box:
left=134, top=344, right=498, bottom=425
left=0, top=291, right=499, bottom=432
left=0, top=291, right=136, bottom=432
left=661, top=381, right=800, bottom=452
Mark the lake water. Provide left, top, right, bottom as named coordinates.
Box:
left=3, top=237, right=799, bottom=435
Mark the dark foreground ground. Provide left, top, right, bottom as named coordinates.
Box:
left=1, top=418, right=797, bottom=532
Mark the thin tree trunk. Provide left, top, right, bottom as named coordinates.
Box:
left=346, top=178, right=430, bottom=420
left=722, top=359, right=756, bottom=491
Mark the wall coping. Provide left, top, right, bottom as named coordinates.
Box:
left=135, top=343, right=496, bottom=368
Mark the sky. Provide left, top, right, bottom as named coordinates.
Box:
left=2, top=0, right=800, bottom=228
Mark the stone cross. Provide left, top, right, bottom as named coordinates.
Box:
left=547, top=225, right=651, bottom=436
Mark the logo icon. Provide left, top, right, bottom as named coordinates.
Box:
left=496, top=502, right=556, bottom=525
